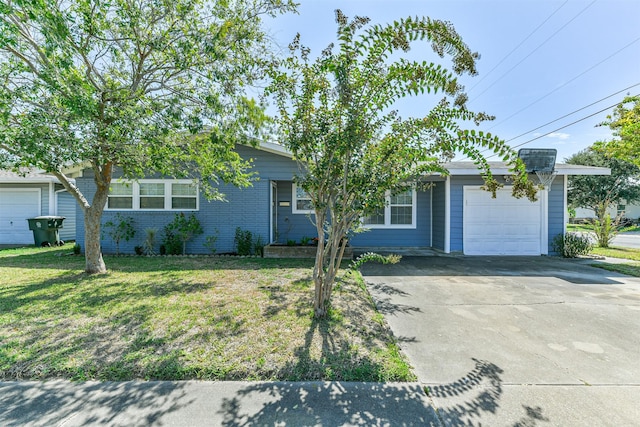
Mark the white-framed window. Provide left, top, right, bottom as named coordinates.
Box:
left=106, top=180, right=199, bottom=211
left=292, top=183, right=314, bottom=214
left=362, top=188, right=417, bottom=229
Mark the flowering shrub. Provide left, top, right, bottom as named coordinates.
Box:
left=552, top=232, right=593, bottom=258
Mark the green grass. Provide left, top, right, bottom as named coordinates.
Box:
left=593, top=263, right=640, bottom=277
left=589, top=246, right=640, bottom=277
left=0, top=246, right=415, bottom=382
left=591, top=246, right=640, bottom=261
left=566, top=223, right=593, bottom=233
left=567, top=223, right=640, bottom=233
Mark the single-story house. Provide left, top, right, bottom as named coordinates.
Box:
left=574, top=203, right=640, bottom=223
left=0, top=169, right=77, bottom=245
left=73, top=143, right=610, bottom=256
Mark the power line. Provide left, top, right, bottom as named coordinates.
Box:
left=469, top=1, right=569, bottom=93
left=505, top=82, right=640, bottom=143
left=484, top=93, right=640, bottom=159
left=488, top=36, right=640, bottom=131
left=471, top=0, right=597, bottom=102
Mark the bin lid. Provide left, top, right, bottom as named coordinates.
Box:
left=30, top=216, right=66, bottom=220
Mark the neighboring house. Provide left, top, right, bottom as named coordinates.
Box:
left=74, top=143, right=610, bottom=256
left=0, top=169, right=76, bottom=245
left=574, top=203, right=640, bottom=222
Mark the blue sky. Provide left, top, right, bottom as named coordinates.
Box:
left=266, top=0, right=640, bottom=162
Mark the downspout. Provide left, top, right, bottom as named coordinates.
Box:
left=444, top=176, right=450, bottom=254
left=563, top=174, right=568, bottom=234
left=430, top=184, right=433, bottom=248
left=48, top=182, right=55, bottom=215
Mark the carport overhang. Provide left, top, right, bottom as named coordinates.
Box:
left=443, top=162, right=611, bottom=176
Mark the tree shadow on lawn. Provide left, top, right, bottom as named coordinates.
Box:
left=217, top=316, right=438, bottom=426
left=0, top=270, right=214, bottom=315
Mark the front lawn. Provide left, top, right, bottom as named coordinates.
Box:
left=0, top=246, right=414, bottom=382
left=590, top=246, right=640, bottom=277
left=591, top=246, right=640, bottom=262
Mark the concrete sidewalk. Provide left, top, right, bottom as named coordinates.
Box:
left=0, top=381, right=439, bottom=426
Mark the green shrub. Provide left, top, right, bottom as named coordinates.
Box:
left=73, top=243, right=81, bottom=255
left=253, top=234, right=265, bottom=257
left=161, top=229, right=182, bottom=255
left=592, top=214, right=619, bottom=248
left=143, top=228, right=158, bottom=255
left=203, top=230, right=219, bottom=254
left=162, top=213, right=203, bottom=255
left=552, top=232, right=593, bottom=258
left=102, top=213, right=136, bottom=255
left=234, top=227, right=253, bottom=256
left=350, top=252, right=402, bottom=270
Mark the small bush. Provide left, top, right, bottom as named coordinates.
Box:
left=161, top=229, right=182, bottom=255
left=592, top=214, right=619, bottom=248
left=162, top=213, right=203, bottom=255
left=143, top=228, right=158, bottom=255
left=253, top=234, right=265, bottom=257
left=73, top=243, right=81, bottom=255
left=350, top=252, right=402, bottom=270
left=234, top=227, right=253, bottom=256
left=102, top=213, right=136, bottom=255
left=552, top=232, right=593, bottom=258
left=203, top=231, right=219, bottom=254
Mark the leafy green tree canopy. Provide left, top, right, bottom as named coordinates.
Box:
left=595, top=96, right=640, bottom=167
left=0, top=0, right=295, bottom=273
left=567, top=147, right=640, bottom=217
left=266, top=10, right=536, bottom=318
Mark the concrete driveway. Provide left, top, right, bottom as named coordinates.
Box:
left=362, top=256, right=640, bottom=426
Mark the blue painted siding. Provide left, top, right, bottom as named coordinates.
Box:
left=449, top=177, right=483, bottom=252
left=431, top=181, right=446, bottom=250
left=56, top=190, right=76, bottom=241
left=547, top=177, right=565, bottom=254
left=350, top=190, right=431, bottom=247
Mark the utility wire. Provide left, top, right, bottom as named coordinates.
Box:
left=484, top=93, right=640, bottom=160
left=471, top=0, right=597, bottom=101
left=469, top=1, right=569, bottom=92
left=488, top=36, right=640, bottom=131
left=505, top=82, right=640, bottom=143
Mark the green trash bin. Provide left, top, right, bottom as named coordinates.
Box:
left=27, top=216, right=66, bottom=246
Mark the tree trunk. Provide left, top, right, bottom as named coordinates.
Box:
left=83, top=176, right=111, bottom=274
left=84, top=204, right=106, bottom=274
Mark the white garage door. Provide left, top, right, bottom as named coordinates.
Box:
left=0, top=189, right=41, bottom=245
left=463, top=187, right=544, bottom=255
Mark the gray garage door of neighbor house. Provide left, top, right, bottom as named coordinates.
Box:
left=0, top=188, right=41, bottom=245
left=463, top=186, right=545, bottom=255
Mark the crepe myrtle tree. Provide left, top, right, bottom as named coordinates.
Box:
left=0, top=0, right=295, bottom=273
left=266, top=10, right=537, bottom=319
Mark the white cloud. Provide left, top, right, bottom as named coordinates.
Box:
left=546, top=132, right=570, bottom=140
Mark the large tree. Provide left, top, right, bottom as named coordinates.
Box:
left=567, top=147, right=640, bottom=247
left=0, top=0, right=295, bottom=273
left=267, top=11, right=536, bottom=318
left=595, top=96, right=640, bottom=167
